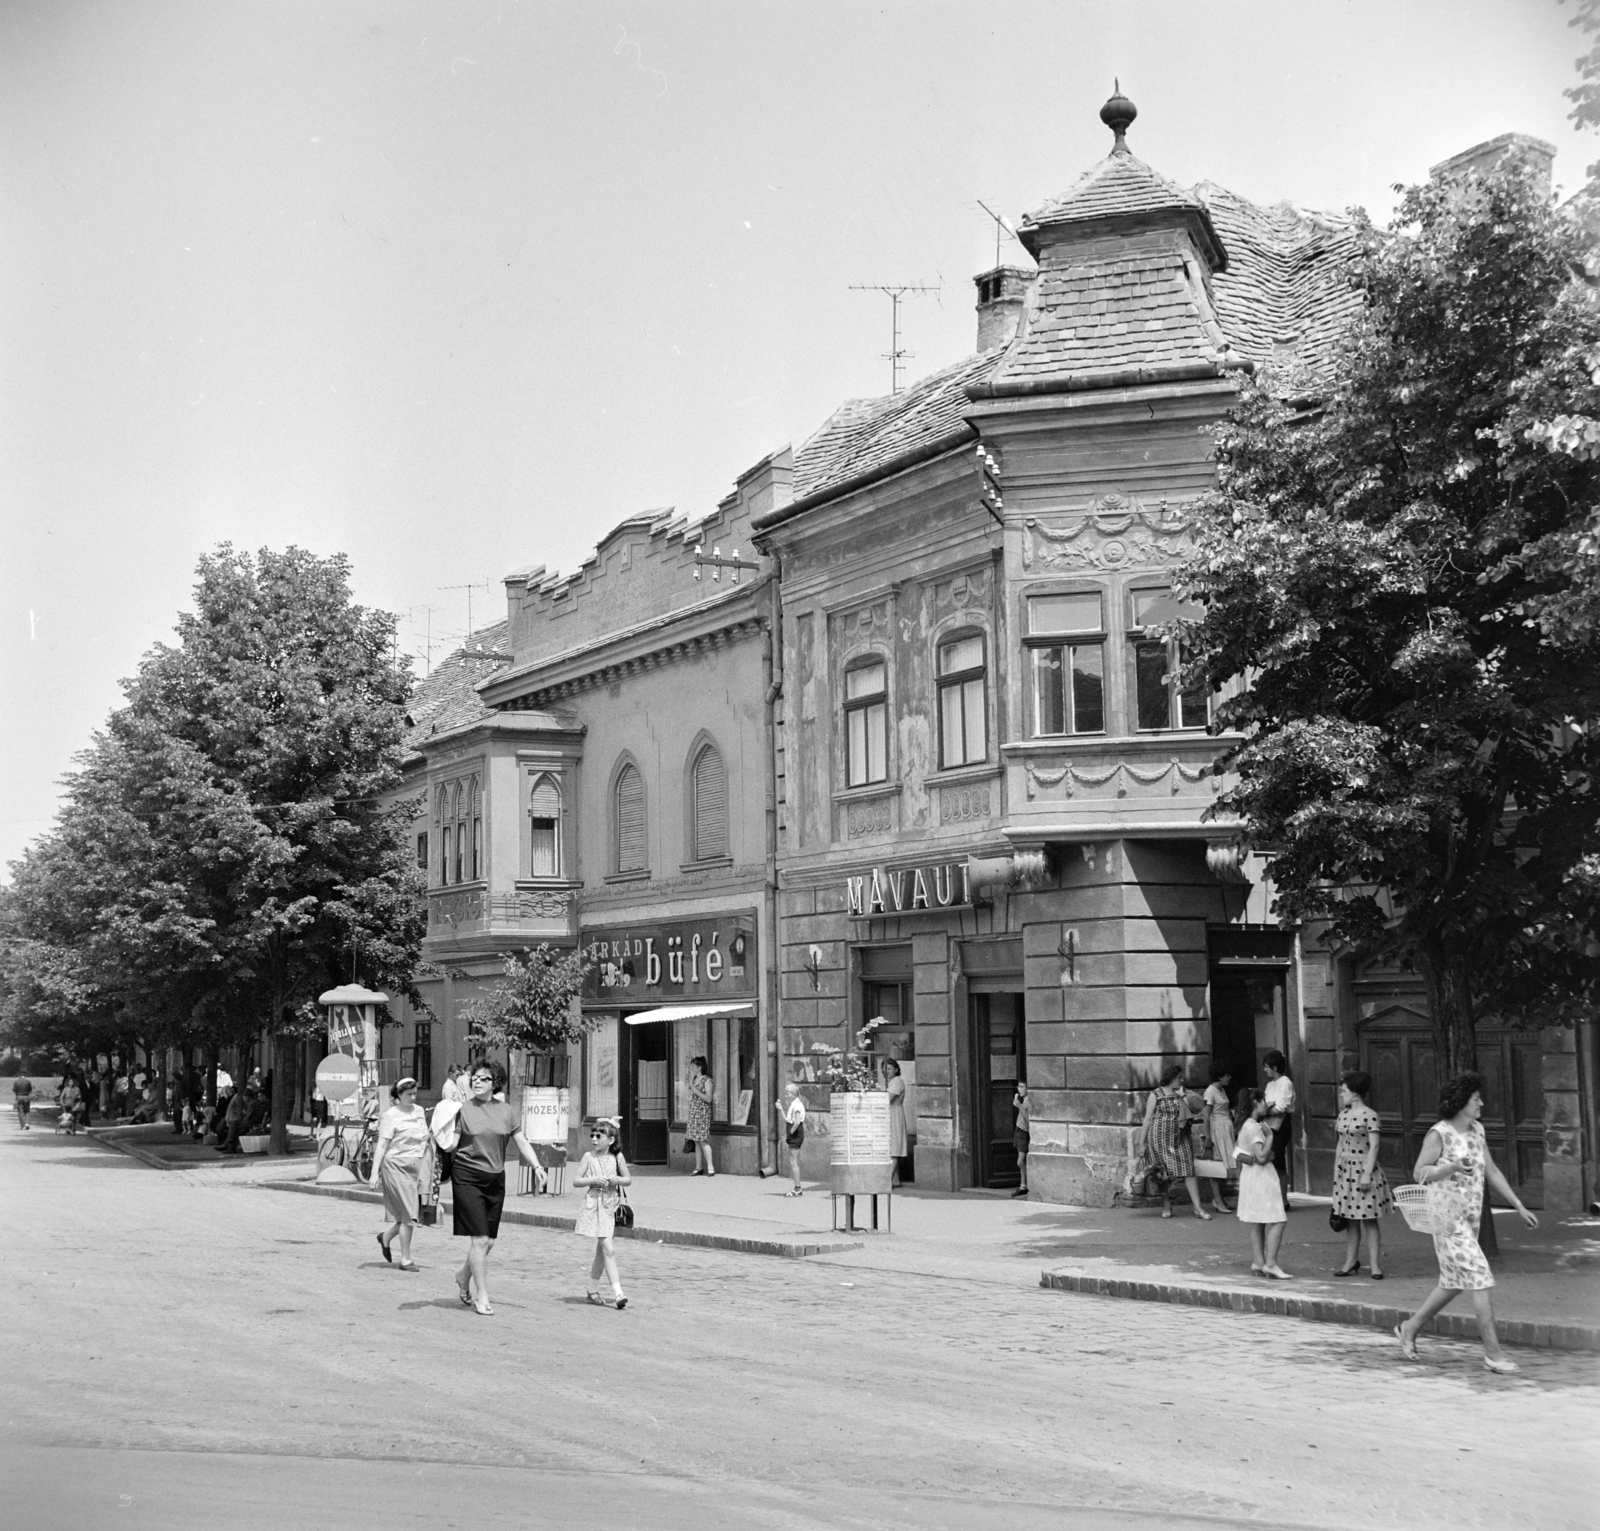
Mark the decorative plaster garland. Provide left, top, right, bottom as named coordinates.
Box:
left=1024, top=758, right=1216, bottom=799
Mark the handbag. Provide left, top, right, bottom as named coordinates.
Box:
left=1329, top=1209, right=1350, bottom=1233
left=418, top=1202, right=438, bottom=1226
left=683, top=1138, right=696, bottom=1153
left=613, top=1190, right=635, bottom=1229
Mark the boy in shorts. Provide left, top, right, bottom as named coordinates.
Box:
left=777, top=1081, right=806, bottom=1196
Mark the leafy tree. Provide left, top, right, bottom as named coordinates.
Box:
left=1178, top=162, right=1600, bottom=1096
left=459, top=945, right=593, bottom=1061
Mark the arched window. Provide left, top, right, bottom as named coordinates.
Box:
left=451, top=783, right=465, bottom=884
left=530, top=774, right=561, bottom=878
left=468, top=777, right=482, bottom=881
left=437, top=787, right=452, bottom=887
left=614, top=763, right=647, bottom=874
left=689, top=743, right=727, bottom=861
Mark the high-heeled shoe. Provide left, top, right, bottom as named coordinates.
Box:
left=1334, top=1262, right=1360, bottom=1277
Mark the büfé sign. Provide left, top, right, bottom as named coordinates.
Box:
left=581, top=911, right=758, bottom=1002
left=846, top=860, right=973, bottom=919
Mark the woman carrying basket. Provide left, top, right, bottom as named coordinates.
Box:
left=1396, top=1071, right=1538, bottom=1375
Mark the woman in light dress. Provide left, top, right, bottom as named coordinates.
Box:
left=368, top=1076, right=430, bottom=1271
left=1262, top=1051, right=1295, bottom=1212
left=576, top=1116, right=631, bottom=1308
left=884, top=1059, right=909, bottom=1187
left=1233, top=1088, right=1290, bottom=1278
left=1138, top=1063, right=1211, bottom=1220
left=1331, top=1070, right=1393, bottom=1279
left=687, top=1055, right=715, bottom=1176
left=1201, top=1063, right=1235, bottom=1213
left=1397, top=1071, right=1538, bottom=1375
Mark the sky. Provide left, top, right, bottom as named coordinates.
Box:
left=1, top=0, right=1590, bottom=873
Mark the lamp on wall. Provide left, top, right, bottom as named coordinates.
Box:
left=804, top=944, right=824, bottom=991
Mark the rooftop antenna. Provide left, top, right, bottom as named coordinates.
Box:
left=408, top=604, right=442, bottom=676
left=849, top=281, right=940, bottom=394
left=975, top=200, right=1022, bottom=269
left=439, top=579, right=494, bottom=642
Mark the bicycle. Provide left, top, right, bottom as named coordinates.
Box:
left=315, top=1114, right=377, bottom=1181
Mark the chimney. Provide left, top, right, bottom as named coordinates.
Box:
left=974, top=265, right=1032, bottom=353
left=1430, top=132, right=1556, bottom=193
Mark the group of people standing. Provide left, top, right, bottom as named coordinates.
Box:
left=363, top=1061, right=632, bottom=1316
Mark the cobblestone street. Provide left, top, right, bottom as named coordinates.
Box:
left=0, top=1131, right=1593, bottom=1530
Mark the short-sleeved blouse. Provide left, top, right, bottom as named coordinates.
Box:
left=377, top=1104, right=430, bottom=1166
left=454, top=1100, right=522, bottom=1175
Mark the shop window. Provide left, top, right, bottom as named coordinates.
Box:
left=1027, top=592, right=1104, bottom=736
left=936, top=632, right=987, bottom=768
left=672, top=1014, right=757, bottom=1127
left=529, top=773, right=561, bottom=878
left=1129, top=588, right=1208, bottom=731
left=614, top=762, right=647, bottom=874
left=585, top=1017, right=620, bottom=1119
left=844, top=657, right=889, bottom=787
left=689, top=743, right=728, bottom=861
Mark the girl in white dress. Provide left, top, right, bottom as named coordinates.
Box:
left=575, top=1117, right=631, bottom=1309
left=1233, top=1089, right=1290, bottom=1279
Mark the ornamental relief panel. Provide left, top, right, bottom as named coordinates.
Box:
left=1021, top=492, right=1197, bottom=573
left=932, top=567, right=990, bottom=613
left=836, top=600, right=891, bottom=664
left=490, top=889, right=573, bottom=921
left=843, top=797, right=894, bottom=839
left=429, top=891, right=484, bottom=928
left=938, top=783, right=993, bottom=824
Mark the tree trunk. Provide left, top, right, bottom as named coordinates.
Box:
left=1417, top=941, right=1498, bottom=1259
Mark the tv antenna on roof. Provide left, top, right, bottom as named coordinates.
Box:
left=849, top=281, right=940, bottom=395
left=975, top=200, right=1023, bottom=270
left=439, top=579, right=494, bottom=641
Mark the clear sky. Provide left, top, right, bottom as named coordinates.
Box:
left=0, top=0, right=1588, bottom=872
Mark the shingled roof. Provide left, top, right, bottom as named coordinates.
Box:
left=402, top=621, right=511, bottom=759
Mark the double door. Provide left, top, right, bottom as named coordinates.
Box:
left=970, top=992, right=1025, bottom=1188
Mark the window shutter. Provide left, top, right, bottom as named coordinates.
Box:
left=693, top=746, right=727, bottom=860
left=530, top=775, right=561, bottom=819
left=530, top=774, right=561, bottom=877
left=616, top=766, right=646, bottom=872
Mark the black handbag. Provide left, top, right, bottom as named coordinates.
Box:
left=682, top=1138, right=695, bottom=1153
left=614, top=1191, right=635, bottom=1229
left=1329, top=1209, right=1350, bottom=1233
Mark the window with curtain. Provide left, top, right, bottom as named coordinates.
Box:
left=451, top=784, right=465, bottom=883
left=529, top=774, right=561, bottom=878
left=614, top=763, right=647, bottom=874
left=468, top=777, right=482, bottom=880
left=1027, top=591, right=1105, bottom=736
left=435, top=789, right=449, bottom=886
left=1129, top=588, right=1208, bottom=731
left=844, top=658, right=889, bottom=787
left=936, top=633, right=987, bottom=768
left=690, top=743, right=727, bottom=861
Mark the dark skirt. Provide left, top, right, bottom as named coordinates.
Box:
left=451, top=1159, right=506, bottom=1239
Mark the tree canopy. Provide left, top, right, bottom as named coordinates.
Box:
left=1178, top=159, right=1600, bottom=1075
left=1, top=546, right=427, bottom=1147
left=458, top=945, right=593, bottom=1060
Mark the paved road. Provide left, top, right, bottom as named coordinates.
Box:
left=0, top=1129, right=1592, bottom=1530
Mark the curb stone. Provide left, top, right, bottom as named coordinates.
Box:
left=267, top=1179, right=865, bottom=1260
left=1040, top=1268, right=1600, bottom=1353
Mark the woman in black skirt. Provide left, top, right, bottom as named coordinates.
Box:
left=452, top=1061, right=546, bottom=1316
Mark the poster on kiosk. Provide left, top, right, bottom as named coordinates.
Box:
left=318, top=984, right=389, bottom=1122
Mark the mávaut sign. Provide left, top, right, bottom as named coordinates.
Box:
left=846, top=860, right=972, bottom=919
left=581, top=911, right=758, bottom=1002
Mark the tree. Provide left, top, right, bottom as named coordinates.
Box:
left=1177, top=162, right=1600, bottom=1096
left=458, top=946, right=593, bottom=1061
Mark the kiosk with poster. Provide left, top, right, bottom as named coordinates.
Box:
left=830, top=1090, right=894, bottom=1232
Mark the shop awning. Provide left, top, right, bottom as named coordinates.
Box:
left=623, top=1001, right=757, bottom=1026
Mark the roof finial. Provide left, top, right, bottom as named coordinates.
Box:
left=1100, top=80, right=1137, bottom=154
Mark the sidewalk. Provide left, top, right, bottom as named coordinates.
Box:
left=88, top=1121, right=318, bottom=1175
left=263, top=1161, right=1600, bottom=1352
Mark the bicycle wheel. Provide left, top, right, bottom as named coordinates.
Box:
left=315, top=1128, right=344, bottom=1174
left=351, top=1133, right=375, bottom=1184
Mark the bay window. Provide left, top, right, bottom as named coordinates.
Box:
left=1027, top=591, right=1105, bottom=736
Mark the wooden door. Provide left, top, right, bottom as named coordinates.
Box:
left=971, top=992, right=1024, bottom=1188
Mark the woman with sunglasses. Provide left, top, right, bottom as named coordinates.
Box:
left=452, top=1061, right=546, bottom=1316
left=369, top=1076, right=430, bottom=1270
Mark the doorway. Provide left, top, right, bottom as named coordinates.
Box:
left=623, top=1020, right=669, bottom=1164
left=970, top=992, right=1025, bottom=1188
left=1208, top=966, right=1288, bottom=1094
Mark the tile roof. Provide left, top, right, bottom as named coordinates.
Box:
left=402, top=621, right=511, bottom=758
left=790, top=349, right=1000, bottom=506
left=1018, top=149, right=1223, bottom=267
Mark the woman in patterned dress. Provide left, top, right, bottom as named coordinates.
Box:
left=686, top=1054, right=715, bottom=1176
left=1137, top=1063, right=1211, bottom=1220
left=1331, top=1070, right=1394, bottom=1280
left=1396, top=1071, right=1538, bottom=1374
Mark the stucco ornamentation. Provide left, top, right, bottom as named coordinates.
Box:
left=1024, top=758, right=1214, bottom=799
left=845, top=798, right=893, bottom=837
left=492, top=889, right=572, bottom=920
left=430, top=891, right=484, bottom=928
left=939, top=784, right=992, bottom=823
left=1023, top=494, right=1197, bottom=573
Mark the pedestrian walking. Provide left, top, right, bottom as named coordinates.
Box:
left=777, top=1081, right=806, bottom=1196
left=450, top=1061, right=546, bottom=1317
left=576, top=1116, right=631, bottom=1309
left=1011, top=1079, right=1031, bottom=1198
left=1138, top=1063, right=1211, bottom=1220
left=1262, top=1050, right=1295, bottom=1211
left=12, top=1075, right=32, bottom=1130
left=1233, top=1088, right=1290, bottom=1278
left=1396, top=1071, right=1538, bottom=1374
left=1331, top=1070, right=1393, bottom=1279
left=686, top=1055, right=715, bottom=1175
left=440, top=1064, right=466, bottom=1104
left=885, top=1059, right=909, bottom=1187
left=369, top=1077, right=430, bottom=1271
left=1201, top=1064, right=1235, bottom=1212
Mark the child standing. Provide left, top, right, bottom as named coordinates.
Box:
left=1011, top=1081, right=1031, bottom=1198
left=777, top=1081, right=806, bottom=1196
left=575, top=1117, right=631, bottom=1309
left=1234, top=1088, right=1290, bottom=1279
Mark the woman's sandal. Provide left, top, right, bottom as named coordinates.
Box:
left=1194, top=1210, right=1212, bottom=1220
left=1483, top=1355, right=1519, bottom=1375
left=377, top=1233, right=392, bottom=1264
left=397, top=1261, right=418, bottom=1272
left=457, top=1279, right=474, bottom=1307
left=585, top=1290, right=606, bottom=1306
left=473, top=1302, right=495, bottom=1317
left=1395, top=1324, right=1419, bottom=1360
